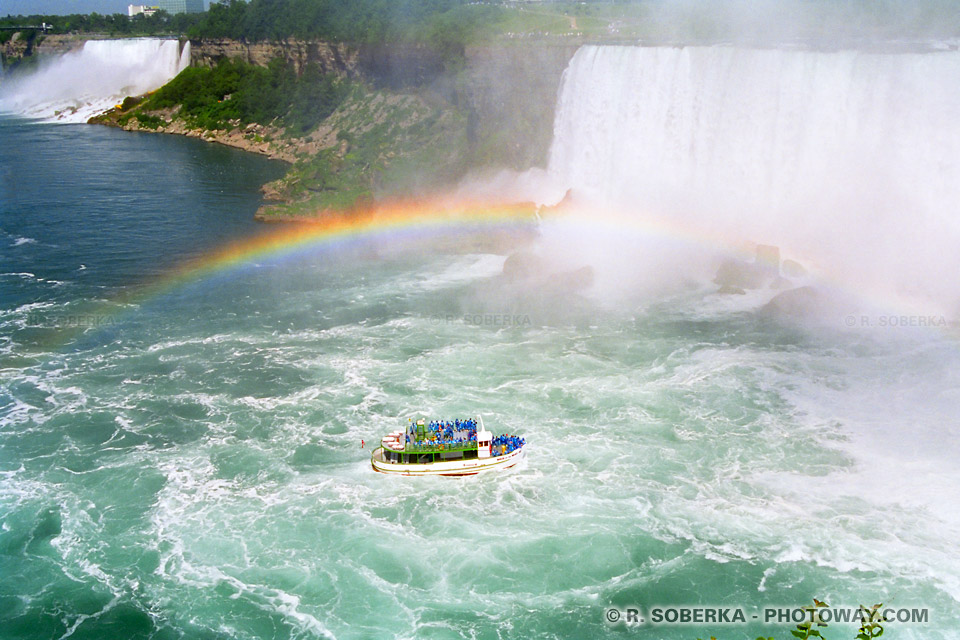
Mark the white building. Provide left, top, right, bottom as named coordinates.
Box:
left=127, top=4, right=159, bottom=17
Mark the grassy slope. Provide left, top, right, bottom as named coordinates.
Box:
left=256, top=85, right=469, bottom=219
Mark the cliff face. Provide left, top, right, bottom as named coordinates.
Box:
left=2, top=33, right=116, bottom=68
left=188, top=39, right=361, bottom=77
left=459, top=43, right=578, bottom=170
left=33, top=33, right=90, bottom=56
left=188, top=39, right=447, bottom=88
left=0, top=34, right=30, bottom=65
left=189, top=37, right=577, bottom=169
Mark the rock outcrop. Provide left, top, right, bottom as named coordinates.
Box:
left=758, top=285, right=849, bottom=326
left=715, top=243, right=799, bottom=293
left=0, top=33, right=30, bottom=66
left=91, top=106, right=305, bottom=163
left=501, top=250, right=594, bottom=293
left=714, top=259, right=766, bottom=292
left=458, top=43, right=579, bottom=170
left=782, top=259, right=807, bottom=278
left=502, top=251, right=545, bottom=281
left=189, top=38, right=360, bottom=77
left=759, top=286, right=825, bottom=319
left=2, top=33, right=93, bottom=67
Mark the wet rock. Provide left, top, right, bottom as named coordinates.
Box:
left=783, top=259, right=807, bottom=278
left=755, top=244, right=781, bottom=270
left=550, top=265, right=595, bottom=292
left=502, top=251, right=545, bottom=281
left=714, top=259, right=766, bottom=290
left=759, top=286, right=838, bottom=323
left=770, top=276, right=792, bottom=289
left=717, top=284, right=747, bottom=295
left=715, top=244, right=789, bottom=293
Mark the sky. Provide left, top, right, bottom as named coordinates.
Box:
left=1, top=0, right=208, bottom=16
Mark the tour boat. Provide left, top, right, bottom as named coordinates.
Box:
left=371, top=416, right=525, bottom=476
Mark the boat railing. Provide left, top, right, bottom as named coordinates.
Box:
left=404, top=441, right=479, bottom=454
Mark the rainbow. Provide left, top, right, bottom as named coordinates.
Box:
left=132, top=199, right=540, bottom=302
left=37, top=197, right=959, bottom=349
left=37, top=199, right=541, bottom=349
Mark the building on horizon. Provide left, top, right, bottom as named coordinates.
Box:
left=127, top=4, right=159, bottom=17
left=155, top=0, right=204, bottom=14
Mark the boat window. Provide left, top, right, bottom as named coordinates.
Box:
left=418, top=454, right=433, bottom=464
left=463, top=449, right=478, bottom=460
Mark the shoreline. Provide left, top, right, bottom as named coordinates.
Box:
left=88, top=106, right=301, bottom=163
left=88, top=104, right=314, bottom=221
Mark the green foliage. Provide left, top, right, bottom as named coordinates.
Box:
left=143, top=58, right=347, bottom=133
left=256, top=85, right=470, bottom=218
left=0, top=11, right=201, bottom=37
left=698, top=600, right=894, bottom=640
left=285, top=64, right=347, bottom=136
left=134, top=113, right=164, bottom=129
left=183, top=0, right=494, bottom=44
left=792, top=599, right=830, bottom=639
left=3, top=1, right=503, bottom=76
left=856, top=604, right=884, bottom=640
left=119, top=95, right=142, bottom=111
left=416, top=4, right=502, bottom=69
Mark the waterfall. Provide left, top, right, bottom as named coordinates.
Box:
left=0, top=38, right=189, bottom=123
left=543, top=45, right=960, bottom=307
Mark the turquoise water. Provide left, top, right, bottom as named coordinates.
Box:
left=2, top=116, right=959, bottom=640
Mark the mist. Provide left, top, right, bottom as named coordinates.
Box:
left=0, top=39, right=189, bottom=122
left=455, top=0, right=960, bottom=325
left=630, top=0, right=960, bottom=46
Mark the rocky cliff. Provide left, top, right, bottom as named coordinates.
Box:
left=188, top=37, right=577, bottom=169
left=459, top=42, right=578, bottom=169
left=1, top=33, right=93, bottom=67
left=188, top=38, right=360, bottom=77
left=188, top=39, right=448, bottom=88
left=0, top=33, right=30, bottom=65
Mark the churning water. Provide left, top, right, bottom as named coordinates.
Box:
left=2, top=41, right=960, bottom=640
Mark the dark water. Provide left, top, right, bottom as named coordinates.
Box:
left=0, top=118, right=285, bottom=304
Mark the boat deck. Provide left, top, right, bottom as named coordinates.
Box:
left=372, top=417, right=524, bottom=476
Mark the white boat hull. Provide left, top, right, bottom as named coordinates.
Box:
left=371, top=446, right=525, bottom=476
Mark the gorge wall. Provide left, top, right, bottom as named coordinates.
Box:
left=1, top=34, right=577, bottom=170
left=186, top=38, right=577, bottom=168
left=459, top=43, right=578, bottom=169
left=1, top=33, right=93, bottom=68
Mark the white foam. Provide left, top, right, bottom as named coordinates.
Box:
left=0, top=38, right=189, bottom=123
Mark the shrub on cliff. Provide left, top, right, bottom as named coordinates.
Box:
left=145, top=58, right=346, bottom=134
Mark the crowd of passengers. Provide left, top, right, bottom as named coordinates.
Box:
left=491, top=434, right=525, bottom=456
left=405, top=418, right=524, bottom=455
left=407, top=418, right=477, bottom=448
